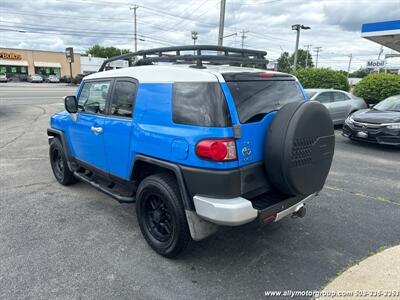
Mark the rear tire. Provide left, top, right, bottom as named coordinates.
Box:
left=136, top=173, right=191, bottom=258
left=49, top=138, right=77, bottom=186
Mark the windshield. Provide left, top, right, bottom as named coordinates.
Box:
left=226, top=79, right=305, bottom=123
left=374, top=96, right=400, bottom=112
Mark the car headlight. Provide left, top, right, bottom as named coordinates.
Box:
left=386, top=123, right=400, bottom=130
left=345, top=115, right=354, bottom=124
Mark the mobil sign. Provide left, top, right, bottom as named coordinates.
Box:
left=366, top=60, right=385, bottom=68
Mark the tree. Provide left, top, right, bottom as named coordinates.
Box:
left=277, top=51, right=291, bottom=73
left=293, top=68, right=350, bottom=91
left=349, top=68, right=370, bottom=78
left=291, top=49, right=314, bottom=69
left=277, top=49, right=314, bottom=73
left=85, top=44, right=130, bottom=58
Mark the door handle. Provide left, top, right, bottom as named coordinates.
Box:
left=91, top=126, right=103, bottom=134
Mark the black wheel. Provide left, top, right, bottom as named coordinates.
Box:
left=49, top=138, right=77, bottom=185
left=136, top=173, right=191, bottom=258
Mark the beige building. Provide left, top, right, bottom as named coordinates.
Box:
left=0, top=48, right=81, bottom=78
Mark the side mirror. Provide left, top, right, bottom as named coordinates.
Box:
left=64, top=96, right=78, bottom=113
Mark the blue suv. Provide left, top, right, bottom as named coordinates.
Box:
left=48, top=46, right=335, bottom=257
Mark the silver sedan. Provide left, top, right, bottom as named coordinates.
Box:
left=304, top=89, right=368, bottom=125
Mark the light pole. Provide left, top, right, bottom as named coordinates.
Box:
left=292, top=24, right=310, bottom=70
left=191, top=31, right=198, bottom=46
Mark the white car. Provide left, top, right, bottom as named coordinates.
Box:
left=46, top=75, right=60, bottom=83
left=0, top=73, right=8, bottom=82
left=27, top=74, right=43, bottom=83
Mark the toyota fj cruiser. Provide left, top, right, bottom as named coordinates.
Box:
left=48, top=46, right=335, bottom=257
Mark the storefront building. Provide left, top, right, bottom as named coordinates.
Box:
left=0, top=48, right=81, bottom=79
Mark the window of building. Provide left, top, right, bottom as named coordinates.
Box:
left=110, top=81, right=136, bottom=118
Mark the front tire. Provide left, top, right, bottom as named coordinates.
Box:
left=49, top=138, right=77, bottom=185
left=136, top=173, right=191, bottom=258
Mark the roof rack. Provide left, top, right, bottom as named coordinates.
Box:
left=98, top=45, right=268, bottom=72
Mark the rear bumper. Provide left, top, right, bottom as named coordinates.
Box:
left=180, top=162, right=271, bottom=200
left=193, top=193, right=315, bottom=226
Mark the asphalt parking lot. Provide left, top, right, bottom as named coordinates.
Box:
left=1, top=83, right=399, bottom=299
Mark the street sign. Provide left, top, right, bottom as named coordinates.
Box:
left=65, top=47, right=74, bottom=63
left=366, top=60, right=385, bottom=68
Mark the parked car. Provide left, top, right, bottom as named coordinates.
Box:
left=342, top=95, right=400, bottom=147
left=0, top=73, right=8, bottom=82
left=47, top=46, right=335, bottom=257
left=305, top=89, right=367, bottom=125
left=27, top=74, right=43, bottom=83
left=45, top=75, right=60, bottom=83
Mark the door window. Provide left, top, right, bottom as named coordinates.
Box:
left=315, top=92, right=332, bottom=103
left=78, top=81, right=111, bottom=114
left=333, top=92, right=347, bottom=102
left=110, top=81, right=136, bottom=118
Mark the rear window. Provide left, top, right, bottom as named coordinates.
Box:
left=173, top=82, right=231, bottom=127
left=226, top=79, right=305, bottom=123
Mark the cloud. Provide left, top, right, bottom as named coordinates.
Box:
left=323, top=0, right=400, bottom=32
left=0, top=0, right=398, bottom=71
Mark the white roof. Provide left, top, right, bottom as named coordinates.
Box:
left=83, top=64, right=287, bottom=83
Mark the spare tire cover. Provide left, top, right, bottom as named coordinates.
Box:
left=265, top=101, right=335, bottom=196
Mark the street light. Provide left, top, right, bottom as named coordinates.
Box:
left=292, top=24, right=311, bottom=70
left=191, top=31, right=198, bottom=46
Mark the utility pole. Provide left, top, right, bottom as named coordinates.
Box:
left=217, top=0, right=226, bottom=46
left=292, top=24, right=311, bottom=70
left=314, top=46, right=322, bottom=68
left=304, top=44, right=312, bottom=67
left=347, top=53, right=352, bottom=78
left=130, top=5, right=139, bottom=52
left=240, top=29, right=249, bottom=49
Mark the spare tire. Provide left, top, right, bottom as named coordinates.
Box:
left=265, top=101, right=335, bottom=196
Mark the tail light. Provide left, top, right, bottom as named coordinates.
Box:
left=196, top=138, right=237, bottom=162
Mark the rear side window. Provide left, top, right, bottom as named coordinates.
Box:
left=316, top=92, right=332, bottom=104
left=333, top=92, right=347, bottom=102
left=226, top=79, right=304, bottom=123
left=110, top=81, right=136, bottom=118
left=173, top=82, right=231, bottom=127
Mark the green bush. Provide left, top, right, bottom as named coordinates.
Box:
left=293, top=68, right=350, bottom=91
left=353, top=73, right=400, bottom=104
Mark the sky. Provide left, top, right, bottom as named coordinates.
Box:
left=0, top=0, right=399, bottom=71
